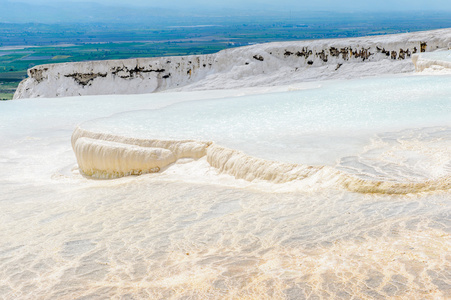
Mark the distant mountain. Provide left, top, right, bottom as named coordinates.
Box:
left=0, top=0, right=340, bottom=24
left=0, top=0, right=187, bottom=24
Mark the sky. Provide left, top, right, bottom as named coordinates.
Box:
left=7, top=0, right=451, bottom=11
left=2, top=0, right=451, bottom=24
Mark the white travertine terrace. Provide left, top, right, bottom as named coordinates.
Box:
left=70, top=74, right=451, bottom=194
left=72, top=126, right=451, bottom=194
left=71, top=126, right=211, bottom=178
left=14, top=28, right=451, bottom=99
left=74, top=137, right=175, bottom=178
left=412, top=50, right=451, bottom=72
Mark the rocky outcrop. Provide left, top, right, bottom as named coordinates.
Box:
left=14, top=28, right=451, bottom=99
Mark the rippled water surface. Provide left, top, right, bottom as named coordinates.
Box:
left=1, top=76, right=450, bottom=299
left=82, top=76, right=451, bottom=165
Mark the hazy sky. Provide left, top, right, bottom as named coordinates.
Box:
left=7, top=0, right=451, bottom=11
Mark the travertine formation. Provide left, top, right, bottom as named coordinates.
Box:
left=71, top=126, right=211, bottom=178
left=412, top=49, right=451, bottom=72
left=72, top=125, right=451, bottom=195
left=14, top=28, right=451, bottom=99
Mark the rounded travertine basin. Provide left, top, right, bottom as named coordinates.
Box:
left=72, top=75, right=451, bottom=193
left=413, top=49, right=451, bottom=72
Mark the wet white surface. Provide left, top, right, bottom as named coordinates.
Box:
left=1, top=75, right=450, bottom=299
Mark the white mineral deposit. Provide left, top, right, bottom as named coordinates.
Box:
left=1, top=30, right=451, bottom=299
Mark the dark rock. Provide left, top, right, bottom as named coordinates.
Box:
left=391, top=51, right=397, bottom=59
left=30, top=67, right=48, bottom=83
left=352, top=48, right=372, bottom=61
left=420, top=42, right=427, bottom=52
left=253, top=55, right=264, bottom=61
left=64, top=72, right=107, bottom=86
left=307, top=60, right=313, bottom=65
left=295, top=48, right=312, bottom=59
left=330, top=47, right=340, bottom=57
left=316, top=50, right=328, bottom=62
left=111, top=66, right=165, bottom=78
left=340, top=48, right=349, bottom=60
left=381, top=48, right=390, bottom=56
left=329, top=47, right=350, bottom=60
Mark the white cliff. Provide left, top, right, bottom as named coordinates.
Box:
left=14, top=28, right=451, bottom=99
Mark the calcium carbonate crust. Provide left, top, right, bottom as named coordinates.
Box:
left=72, top=126, right=451, bottom=195
left=14, top=29, right=451, bottom=99
left=412, top=53, right=451, bottom=72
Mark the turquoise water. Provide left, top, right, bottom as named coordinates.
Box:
left=83, top=75, right=451, bottom=165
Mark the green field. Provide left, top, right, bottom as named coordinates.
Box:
left=0, top=71, right=26, bottom=100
